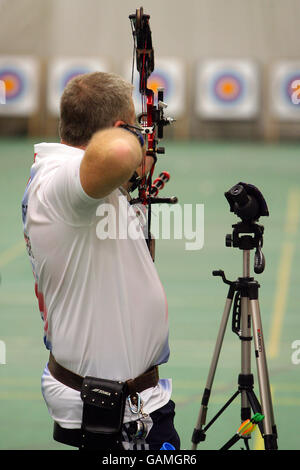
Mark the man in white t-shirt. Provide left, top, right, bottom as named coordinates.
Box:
left=22, top=72, right=180, bottom=450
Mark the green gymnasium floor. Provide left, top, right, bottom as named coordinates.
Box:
left=0, top=137, right=299, bottom=450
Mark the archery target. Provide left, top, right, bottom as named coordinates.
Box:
left=125, top=57, right=185, bottom=118
left=0, top=70, right=24, bottom=101
left=196, top=60, right=259, bottom=119
left=270, top=62, right=300, bottom=120
left=47, top=57, right=108, bottom=116
left=0, top=56, right=39, bottom=116
left=147, top=71, right=172, bottom=99
left=213, top=73, right=244, bottom=104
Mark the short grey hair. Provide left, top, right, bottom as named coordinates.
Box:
left=59, top=72, right=134, bottom=146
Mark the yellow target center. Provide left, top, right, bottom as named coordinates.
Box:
left=3, top=76, right=15, bottom=93
left=221, top=81, right=235, bottom=95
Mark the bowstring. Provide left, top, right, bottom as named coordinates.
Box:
left=141, top=37, right=147, bottom=189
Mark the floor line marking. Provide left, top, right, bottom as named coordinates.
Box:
left=0, top=240, right=25, bottom=269
left=267, top=189, right=300, bottom=359
left=268, top=242, right=294, bottom=359
left=285, top=188, right=300, bottom=235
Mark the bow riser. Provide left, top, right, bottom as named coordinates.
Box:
left=129, top=7, right=178, bottom=250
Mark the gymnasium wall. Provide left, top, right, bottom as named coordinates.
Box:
left=0, top=0, right=300, bottom=140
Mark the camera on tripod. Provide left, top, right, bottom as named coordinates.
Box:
left=191, top=182, right=278, bottom=451
left=225, top=182, right=269, bottom=223
left=224, top=183, right=269, bottom=274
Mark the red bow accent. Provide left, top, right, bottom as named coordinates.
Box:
left=129, top=7, right=177, bottom=251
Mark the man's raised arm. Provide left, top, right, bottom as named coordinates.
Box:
left=80, top=127, right=143, bottom=199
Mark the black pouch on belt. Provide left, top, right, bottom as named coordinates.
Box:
left=80, top=375, right=127, bottom=448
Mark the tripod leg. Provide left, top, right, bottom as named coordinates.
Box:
left=191, top=291, right=234, bottom=450
left=219, top=433, right=240, bottom=451
left=249, top=292, right=278, bottom=450
left=240, top=295, right=252, bottom=422
left=239, top=293, right=265, bottom=438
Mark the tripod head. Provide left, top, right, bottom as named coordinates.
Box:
left=224, top=183, right=269, bottom=274
left=225, top=182, right=269, bottom=223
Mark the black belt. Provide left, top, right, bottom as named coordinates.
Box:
left=48, top=352, right=159, bottom=395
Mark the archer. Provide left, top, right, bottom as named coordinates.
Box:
left=22, top=7, right=180, bottom=451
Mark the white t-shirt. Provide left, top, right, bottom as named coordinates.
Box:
left=22, top=142, right=171, bottom=428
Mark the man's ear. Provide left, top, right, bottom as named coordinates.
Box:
left=114, top=120, right=126, bottom=128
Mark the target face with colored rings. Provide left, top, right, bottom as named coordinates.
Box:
left=211, top=72, right=244, bottom=104
left=128, top=57, right=185, bottom=117
left=0, top=69, right=25, bottom=102
left=147, top=70, right=172, bottom=98
left=285, top=73, right=300, bottom=106
left=133, top=68, right=172, bottom=106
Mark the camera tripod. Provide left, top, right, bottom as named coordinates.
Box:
left=191, top=218, right=278, bottom=451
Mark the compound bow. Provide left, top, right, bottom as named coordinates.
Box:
left=129, top=7, right=177, bottom=253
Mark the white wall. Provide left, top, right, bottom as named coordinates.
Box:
left=1, top=0, right=300, bottom=63
left=1, top=0, right=300, bottom=139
